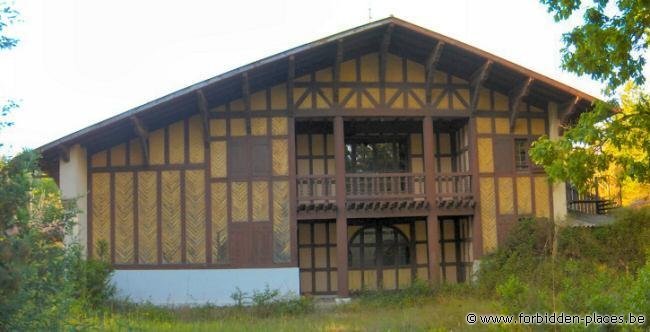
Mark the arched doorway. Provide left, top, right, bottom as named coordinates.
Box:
left=348, top=223, right=415, bottom=290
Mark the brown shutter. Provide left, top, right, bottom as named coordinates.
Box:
left=250, top=137, right=271, bottom=176
left=493, top=137, right=514, bottom=174
left=229, top=138, right=249, bottom=179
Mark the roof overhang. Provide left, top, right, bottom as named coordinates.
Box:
left=38, top=16, right=599, bottom=166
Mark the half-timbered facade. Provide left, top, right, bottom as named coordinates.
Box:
left=40, top=17, right=596, bottom=304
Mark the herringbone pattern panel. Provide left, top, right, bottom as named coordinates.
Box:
left=91, top=173, right=111, bottom=259
left=184, top=170, right=206, bottom=263
left=272, top=181, right=290, bottom=263
left=137, top=171, right=158, bottom=264
left=480, top=177, right=497, bottom=253
left=114, top=172, right=134, bottom=263
left=211, top=182, right=228, bottom=263
left=161, top=171, right=181, bottom=263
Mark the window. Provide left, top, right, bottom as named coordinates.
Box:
left=345, top=138, right=408, bottom=173
left=348, top=225, right=410, bottom=268
left=514, top=139, right=529, bottom=171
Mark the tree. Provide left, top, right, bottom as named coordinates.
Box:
left=540, top=0, right=650, bottom=93
left=531, top=0, right=650, bottom=198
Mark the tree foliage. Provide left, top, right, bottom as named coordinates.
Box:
left=540, top=0, right=650, bottom=93
left=531, top=84, right=650, bottom=194
left=533, top=0, right=650, bottom=196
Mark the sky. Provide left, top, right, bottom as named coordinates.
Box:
left=0, top=0, right=646, bottom=156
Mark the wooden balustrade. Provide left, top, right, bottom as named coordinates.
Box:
left=297, top=173, right=473, bottom=207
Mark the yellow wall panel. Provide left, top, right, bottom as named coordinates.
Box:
left=252, top=181, right=269, bottom=222
left=272, top=181, right=290, bottom=263
left=149, top=128, right=165, bottom=165
left=161, top=171, right=181, bottom=263
left=296, top=134, right=309, bottom=156
left=498, top=177, right=514, bottom=215
left=91, top=150, right=107, bottom=168
left=230, top=118, right=246, bottom=137
left=534, top=176, right=551, bottom=218
left=476, top=117, right=492, bottom=134
left=251, top=118, right=267, bottom=136
left=129, top=139, right=143, bottom=166
left=91, top=173, right=111, bottom=259
left=480, top=177, right=498, bottom=253
left=494, top=118, right=509, bottom=134
left=383, top=269, right=397, bottom=290
left=271, top=117, right=288, bottom=136
left=231, top=182, right=249, bottom=222
left=349, top=271, right=362, bottom=291
left=340, top=59, right=356, bottom=82
left=417, top=267, right=429, bottom=281
left=516, top=177, right=532, bottom=215
left=211, top=182, right=228, bottom=263
left=406, top=59, right=424, bottom=82
left=188, top=115, right=205, bottom=163
left=363, top=270, right=377, bottom=290
left=514, top=118, right=529, bottom=135
left=386, top=54, right=403, bottom=82
left=477, top=88, right=491, bottom=110
left=230, top=99, right=245, bottom=111
left=210, top=141, right=227, bottom=178
left=294, top=87, right=309, bottom=109
left=300, top=272, right=312, bottom=293
left=477, top=138, right=494, bottom=173
left=315, top=271, right=328, bottom=292
left=311, top=134, right=324, bottom=156
left=410, top=134, right=423, bottom=154
left=210, top=119, right=227, bottom=137
left=185, top=170, right=206, bottom=263
left=531, top=118, right=546, bottom=136
left=493, top=92, right=509, bottom=111
left=272, top=139, right=289, bottom=176
left=114, top=172, right=134, bottom=264
left=452, top=92, right=468, bottom=110
left=360, top=53, right=378, bottom=82
left=315, top=68, right=332, bottom=82
left=137, top=171, right=158, bottom=264
left=398, top=269, right=411, bottom=288
left=168, top=121, right=185, bottom=164
left=270, top=84, right=287, bottom=110
left=110, top=143, right=127, bottom=167
left=250, top=90, right=266, bottom=111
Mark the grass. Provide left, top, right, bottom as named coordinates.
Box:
left=72, top=285, right=503, bottom=331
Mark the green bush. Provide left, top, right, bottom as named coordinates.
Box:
left=478, top=207, right=650, bottom=319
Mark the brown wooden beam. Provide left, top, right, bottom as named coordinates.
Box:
left=333, top=40, right=343, bottom=107
left=560, top=95, right=580, bottom=124
left=130, top=115, right=150, bottom=165
left=196, top=89, right=210, bottom=145
left=334, top=116, right=348, bottom=297
left=379, top=24, right=394, bottom=97
left=469, top=60, right=492, bottom=112
left=287, top=55, right=295, bottom=115
left=58, top=144, right=70, bottom=163
left=422, top=116, right=441, bottom=284
left=509, top=77, right=534, bottom=129
left=425, top=41, right=446, bottom=105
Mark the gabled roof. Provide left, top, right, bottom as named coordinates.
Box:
left=39, top=16, right=598, bottom=163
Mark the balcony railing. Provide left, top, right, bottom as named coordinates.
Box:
left=296, top=172, right=473, bottom=208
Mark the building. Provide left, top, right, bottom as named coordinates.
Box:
left=39, top=17, right=596, bottom=304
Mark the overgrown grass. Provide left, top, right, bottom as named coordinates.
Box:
left=69, top=283, right=500, bottom=331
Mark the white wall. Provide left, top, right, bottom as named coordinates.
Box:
left=112, top=268, right=300, bottom=305
left=59, top=144, right=88, bottom=255
left=548, top=102, right=567, bottom=222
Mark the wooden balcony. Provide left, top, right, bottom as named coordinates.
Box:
left=296, top=172, right=474, bottom=217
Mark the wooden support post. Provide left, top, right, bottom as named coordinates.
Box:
left=509, top=77, right=533, bottom=129
left=333, top=39, right=343, bottom=107
left=559, top=95, right=580, bottom=125
left=379, top=24, right=393, bottom=106
left=58, top=144, right=70, bottom=163
left=130, top=115, right=149, bottom=165
left=287, top=56, right=295, bottom=116
left=467, top=117, right=483, bottom=259
left=334, top=115, right=348, bottom=296
left=196, top=89, right=211, bottom=146
left=469, top=60, right=492, bottom=113
left=422, top=116, right=441, bottom=283
left=425, top=41, right=445, bottom=105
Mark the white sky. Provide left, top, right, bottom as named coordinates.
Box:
left=0, top=0, right=646, bottom=155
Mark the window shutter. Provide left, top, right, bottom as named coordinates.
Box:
left=493, top=137, right=514, bottom=174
